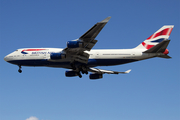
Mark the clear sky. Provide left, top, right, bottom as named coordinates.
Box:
left=0, top=0, right=179, bottom=120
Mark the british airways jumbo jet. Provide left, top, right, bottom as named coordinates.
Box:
left=4, top=17, right=174, bottom=79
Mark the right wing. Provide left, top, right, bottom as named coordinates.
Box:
left=88, top=67, right=131, bottom=74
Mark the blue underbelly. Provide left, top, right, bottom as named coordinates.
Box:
left=7, top=59, right=137, bottom=67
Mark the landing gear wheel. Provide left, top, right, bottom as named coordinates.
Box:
left=81, top=65, right=88, bottom=75
left=18, top=65, right=22, bottom=73
left=18, top=69, right=22, bottom=73
left=85, top=71, right=88, bottom=74
left=77, top=72, right=82, bottom=78
left=81, top=70, right=88, bottom=75
left=79, top=74, right=82, bottom=78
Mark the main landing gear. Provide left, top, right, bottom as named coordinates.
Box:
left=77, top=72, right=82, bottom=78
left=70, top=63, right=88, bottom=78
left=18, top=65, right=22, bottom=73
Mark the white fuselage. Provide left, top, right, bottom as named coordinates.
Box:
left=4, top=48, right=156, bottom=68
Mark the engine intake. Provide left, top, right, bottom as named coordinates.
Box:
left=67, top=41, right=83, bottom=48
left=65, top=70, right=78, bottom=77
left=50, top=53, right=66, bottom=60
left=89, top=73, right=103, bottom=80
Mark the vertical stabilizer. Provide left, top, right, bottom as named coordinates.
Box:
left=135, top=25, right=174, bottom=50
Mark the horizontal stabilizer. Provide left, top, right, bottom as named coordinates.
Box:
left=143, top=40, right=170, bottom=53
left=158, top=54, right=172, bottom=59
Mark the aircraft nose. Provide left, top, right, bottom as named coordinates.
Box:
left=4, top=55, right=9, bottom=62
left=4, top=51, right=17, bottom=63
left=4, top=54, right=13, bottom=62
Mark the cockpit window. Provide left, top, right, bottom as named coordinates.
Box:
left=16, top=50, right=18, bottom=51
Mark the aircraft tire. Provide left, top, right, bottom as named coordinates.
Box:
left=18, top=69, right=22, bottom=73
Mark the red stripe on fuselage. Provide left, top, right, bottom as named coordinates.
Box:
left=22, top=49, right=46, bottom=52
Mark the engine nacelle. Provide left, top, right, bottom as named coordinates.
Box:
left=67, top=41, right=83, bottom=48
left=65, top=70, right=78, bottom=77
left=89, top=73, right=103, bottom=80
left=50, top=53, right=66, bottom=60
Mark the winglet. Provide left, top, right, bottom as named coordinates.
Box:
left=100, top=16, right=111, bottom=23
left=124, top=69, right=131, bottom=74
left=116, top=69, right=131, bottom=74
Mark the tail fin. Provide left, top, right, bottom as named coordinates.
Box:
left=135, top=25, right=174, bottom=50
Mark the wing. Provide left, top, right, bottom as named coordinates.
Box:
left=80, top=16, right=111, bottom=42
left=64, top=17, right=111, bottom=64
left=88, top=67, right=131, bottom=74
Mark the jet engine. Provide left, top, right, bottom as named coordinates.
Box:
left=67, top=41, right=83, bottom=48
left=50, top=53, right=66, bottom=60
left=65, top=70, right=78, bottom=77
left=89, top=73, right=103, bottom=79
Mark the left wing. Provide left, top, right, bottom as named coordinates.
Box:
left=88, top=67, right=131, bottom=74
left=79, top=16, right=111, bottom=46
left=64, top=17, right=111, bottom=64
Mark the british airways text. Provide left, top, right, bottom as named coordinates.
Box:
left=32, top=52, right=54, bottom=54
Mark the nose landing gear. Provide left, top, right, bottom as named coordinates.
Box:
left=18, top=65, right=22, bottom=73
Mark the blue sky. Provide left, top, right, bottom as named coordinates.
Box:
left=0, top=0, right=179, bottom=120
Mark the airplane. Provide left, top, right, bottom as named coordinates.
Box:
left=4, top=17, right=174, bottom=79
